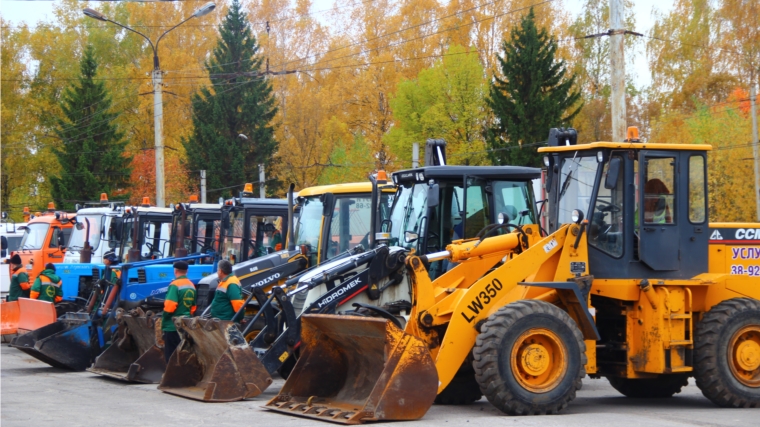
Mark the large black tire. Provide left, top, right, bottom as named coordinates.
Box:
left=435, top=354, right=482, bottom=405
left=608, top=374, right=689, bottom=398
left=694, top=298, right=760, bottom=408
left=473, top=300, right=586, bottom=415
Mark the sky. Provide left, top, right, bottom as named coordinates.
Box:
left=0, top=0, right=675, bottom=87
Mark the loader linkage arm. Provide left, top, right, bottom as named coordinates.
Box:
left=404, top=222, right=594, bottom=393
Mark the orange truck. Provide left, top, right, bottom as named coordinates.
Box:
left=11, top=203, right=75, bottom=285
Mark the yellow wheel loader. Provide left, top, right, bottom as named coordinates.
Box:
left=267, top=127, right=760, bottom=423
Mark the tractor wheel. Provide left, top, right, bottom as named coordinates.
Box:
left=473, top=300, right=585, bottom=415
left=608, top=374, right=689, bottom=398
left=435, top=354, right=483, bottom=405
left=694, top=298, right=760, bottom=408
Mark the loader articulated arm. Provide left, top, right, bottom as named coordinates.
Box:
left=405, top=222, right=593, bottom=393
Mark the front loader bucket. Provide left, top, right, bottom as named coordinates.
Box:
left=158, top=317, right=273, bottom=402
left=10, top=313, right=97, bottom=371
left=266, top=315, right=438, bottom=424
left=88, top=310, right=166, bottom=383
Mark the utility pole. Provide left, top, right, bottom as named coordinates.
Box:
left=83, top=3, right=216, bottom=209
left=258, top=164, right=266, bottom=198
left=412, top=142, right=420, bottom=168
left=200, top=170, right=207, bottom=204
left=751, top=84, right=760, bottom=221
left=153, top=69, right=165, bottom=207
left=609, top=0, right=626, bottom=142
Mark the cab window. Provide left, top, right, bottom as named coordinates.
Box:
left=326, top=196, right=372, bottom=260
left=644, top=157, right=676, bottom=224
left=589, top=155, right=625, bottom=257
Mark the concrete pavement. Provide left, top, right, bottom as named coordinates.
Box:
left=1, top=344, right=755, bottom=427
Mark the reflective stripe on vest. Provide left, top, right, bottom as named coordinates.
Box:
left=40, top=275, right=61, bottom=287
left=173, top=277, right=195, bottom=291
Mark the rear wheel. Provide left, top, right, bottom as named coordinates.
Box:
left=473, top=300, right=585, bottom=415
left=435, top=354, right=482, bottom=405
left=694, top=298, right=760, bottom=408
left=608, top=374, right=689, bottom=398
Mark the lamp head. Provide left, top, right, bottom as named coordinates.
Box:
left=83, top=8, right=107, bottom=21
left=193, top=2, right=216, bottom=18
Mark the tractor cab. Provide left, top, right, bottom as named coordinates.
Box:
left=540, top=127, right=710, bottom=279
left=389, top=165, right=541, bottom=278
left=118, top=204, right=173, bottom=263
left=169, top=201, right=225, bottom=261
left=221, top=191, right=290, bottom=265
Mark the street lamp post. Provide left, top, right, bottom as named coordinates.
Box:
left=83, top=3, right=216, bottom=208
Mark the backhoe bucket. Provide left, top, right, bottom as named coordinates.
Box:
left=88, top=310, right=165, bottom=383
left=9, top=312, right=98, bottom=371
left=158, top=317, right=273, bottom=402
left=266, top=315, right=438, bottom=424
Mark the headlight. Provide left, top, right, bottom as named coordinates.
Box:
left=596, top=151, right=605, bottom=163
left=497, top=212, right=506, bottom=224
left=543, top=155, right=551, bottom=167
left=416, top=172, right=425, bottom=181
left=392, top=174, right=398, bottom=184
left=571, top=209, right=584, bottom=224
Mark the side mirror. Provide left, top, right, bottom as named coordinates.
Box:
left=320, top=193, right=335, bottom=216
left=543, top=155, right=554, bottom=193
left=57, top=232, right=66, bottom=248
left=426, top=183, right=440, bottom=208
left=1, top=236, right=7, bottom=250
left=75, top=222, right=84, bottom=231
left=404, top=231, right=419, bottom=243
left=604, top=157, right=622, bottom=189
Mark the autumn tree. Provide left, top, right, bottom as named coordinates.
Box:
left=487, top=8, right=581, bottom=167
left=49, top=45, right=132, bottom=210
left=183, top=0, right=278, bottom=200
left=385, top=45, right=489, bottom=165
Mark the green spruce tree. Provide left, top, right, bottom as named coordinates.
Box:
left=183, top=0, right=278, bottom=200
left=50, top=45, right=131, bottom=210
left=487, top=8, right=582, bottom=167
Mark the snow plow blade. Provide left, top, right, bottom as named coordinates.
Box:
left=10, top=312, right=97, bottom=371
left=158, top=317, right=273, bottom=402
left=88, top=309, right=165, bottom=383
left=2, top=298, right=58, bottom=340
left=1, top=301, right=20, bottom=337
left=266, top=315, right=438, bottom=424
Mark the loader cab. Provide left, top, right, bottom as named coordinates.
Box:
left=294, top=183, right=395, bottom=267
left=540, top=128, right=710, bottom=279
left=389, top=166, right=541, bottom=279
left=221, top=197, right=289, bottom=264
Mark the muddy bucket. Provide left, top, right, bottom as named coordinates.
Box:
left=158, top=317, right=273, bottom=402
left=266, top=314, right=438, bottom=424
left=10, top=312, right=98, bottom=371
left=88, top=309, right=165, bottom=383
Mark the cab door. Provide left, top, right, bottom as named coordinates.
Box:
left=638, top=151, right=680, bottom=271
left=44, top=225, right=66, bottom=264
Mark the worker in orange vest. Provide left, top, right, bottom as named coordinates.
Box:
left=30, top=263, right=63, bottom=303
